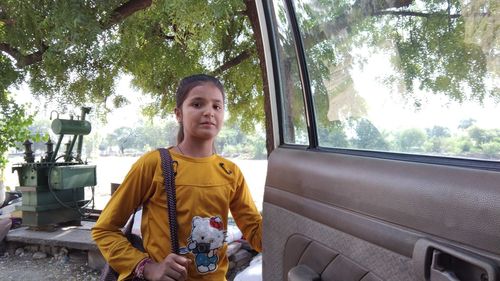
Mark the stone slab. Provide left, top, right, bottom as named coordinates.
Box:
left=5, top=220, right=97, bottom=251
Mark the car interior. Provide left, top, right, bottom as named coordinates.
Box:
left=256, top=1, right=500, bottom=280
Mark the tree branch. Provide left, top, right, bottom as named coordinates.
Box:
left=0, top=43, right=18, bottom=59
left=101, top=0, right=153, bottom=29
left=212, top=49, right=253, bottom=76
left=0, top=43, right=48, bottom=67
left=0, top=0, right=153, bottom=67
left=393, top=0, right=414, bottom=9
left=0, top=19, right=15, bottom=25
left=152, top=23, right=176, bottom=41
left=373, top=10, right=461, bottom=18
left=356, top=0, right=413, bottom=17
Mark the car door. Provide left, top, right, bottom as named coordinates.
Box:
left=255, top=1, right=500, bottom=281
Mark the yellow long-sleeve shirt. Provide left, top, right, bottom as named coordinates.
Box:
left=92, top=149, right=262, bottom=280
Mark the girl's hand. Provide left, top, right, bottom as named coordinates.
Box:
left=143, top=254, right=190, bottom=281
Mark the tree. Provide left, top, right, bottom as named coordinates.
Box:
left=318, top=121, right=349, bottom=148
left=0, top=0, right=274, bottom=152
left=468, top=126, right=491, bottom=147
left=105, top=126, right=136, bottom=155
left=301, top=0, right=497, bottom=104
left=1, top=0, right=497, bottom=153
left=216, top=121, right=266, bottom=159
left=458, top=118, right=476, bottom=130
left=426, top=126, right=450, bottom=139
left=351, top=119, right=388, bottom=150
left=482, top=142, right=500, bottom=159
left=398, top=128, right=427, bottom=152
left=99, top=119, right=178, bottom=155
left=26, top=119, right=51, bottom=153
left=133, top=119, right=178, bottom=150
left=0, top=91, right=34, bottom=194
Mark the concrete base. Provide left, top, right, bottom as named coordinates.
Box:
left=5, top=220, right=105, bottom=270
left=6, top=221, right=97, bottom=251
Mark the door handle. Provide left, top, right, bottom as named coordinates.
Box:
left=413, top=239, right=499, bottom=281
left=430, top=250, right=460, bottom=281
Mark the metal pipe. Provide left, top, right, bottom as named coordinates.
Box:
left=76, top=107, right=91, bottom=162
left=50, top=134, right=65, bottom=163
left=65, top=135, right=78, bottom=162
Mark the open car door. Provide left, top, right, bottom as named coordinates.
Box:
left=256, top=1, right=500, bottom=280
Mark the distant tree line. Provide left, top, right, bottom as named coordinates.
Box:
left=11, top=117, right=267, bottom=160
left=20, top=116, right=498, bottom=161
left=318, top=118, right=500, bottom=160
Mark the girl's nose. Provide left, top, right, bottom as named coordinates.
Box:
left=204, top=108, right=215, bottom=117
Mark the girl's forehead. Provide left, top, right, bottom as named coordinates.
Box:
left=186, top=83, right=224, bottom=101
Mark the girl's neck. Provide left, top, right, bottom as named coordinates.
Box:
left=176, top=140, right=214, bottom=158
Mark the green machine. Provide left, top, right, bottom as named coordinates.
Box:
left=12, top=107, right=96, bottom=227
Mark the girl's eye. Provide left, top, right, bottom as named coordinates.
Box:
left=214, top=105, right=222, bottom=110
left=192, top=102, right=202, bottom=108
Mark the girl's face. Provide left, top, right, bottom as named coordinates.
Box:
left=176, top=82, right=225, bottom=142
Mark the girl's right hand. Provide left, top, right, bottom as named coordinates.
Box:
left=143, top=254, right=190, bottom=281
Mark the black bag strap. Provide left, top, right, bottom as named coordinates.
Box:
left=158, top=148, right=179, bottom=254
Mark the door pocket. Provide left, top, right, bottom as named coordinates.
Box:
left=284, top=234, right=383, bottom=281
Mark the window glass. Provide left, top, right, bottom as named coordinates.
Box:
left=271, top=0, right=309, bottom=145
left=294, top=0, right=499, bottom=160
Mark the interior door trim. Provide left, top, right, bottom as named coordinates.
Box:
left=266, top=186, right=419, bottom=257
left=265, top=148, right=500, bottom=256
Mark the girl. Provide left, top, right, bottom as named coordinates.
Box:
left=92, top=74, right=263, bottom=281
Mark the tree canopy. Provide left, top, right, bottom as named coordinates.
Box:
left=0, top=0, right=498, bottom=160
left=0, top=0, right=264, bottom=131
left=0, top=91, right=33, bottom=169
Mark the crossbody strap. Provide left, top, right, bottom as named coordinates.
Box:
left=158, top=148, right=179, bottom=254
left=123, top=210, right=136, bottom=236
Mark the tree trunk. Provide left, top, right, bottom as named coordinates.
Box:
left=244, top=0, right=275, bottom=157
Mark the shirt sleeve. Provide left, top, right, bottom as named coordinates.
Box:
left=229, top=166, right=263, bottom=252
left=91, top=151, right=158, bottom=280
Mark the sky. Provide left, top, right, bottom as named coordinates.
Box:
left=349, top=50, right=500, bottom=133
left=11, top=75, right=152, bottom=136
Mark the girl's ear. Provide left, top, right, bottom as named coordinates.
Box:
left=174, top=108, right=182, bottom=123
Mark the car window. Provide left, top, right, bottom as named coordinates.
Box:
left=270, top=0, right=309, bottom=146
left=291, top=0, right=499, bottom=160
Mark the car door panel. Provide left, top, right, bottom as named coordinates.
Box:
left=255, top=0, right=500, bottom=280
left=263, top=148, right=500, bottom=280
left=264, top=196, right=416, bottom=281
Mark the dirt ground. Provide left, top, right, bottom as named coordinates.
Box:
left=0, top=250, right=100, bottom=281
left=0, top=241, right=256, bottom=281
